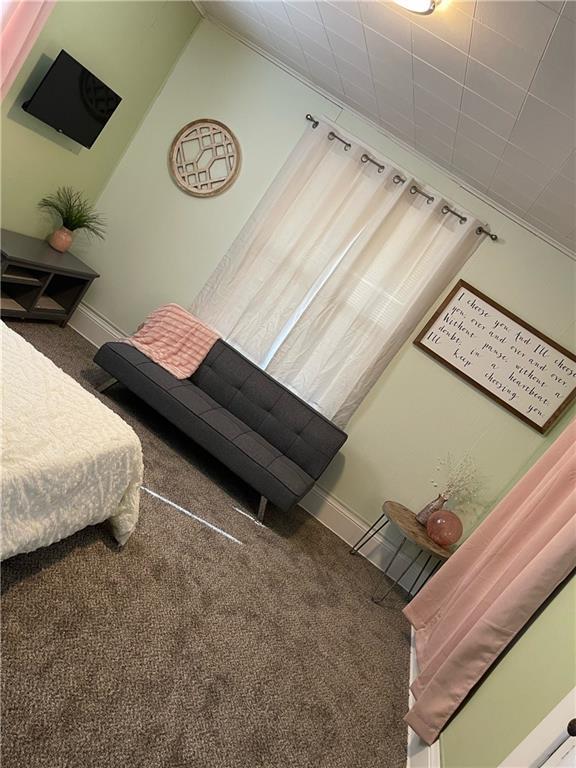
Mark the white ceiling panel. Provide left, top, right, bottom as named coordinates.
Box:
left=460, top=88, right=517, bottom=138
left=414, top=125, right=454, bottom=163
left=413, top=58, right=463, bottom=108
left=499, top=142, right=559, bottom=187
left=509, top=95, right=575, bottom=168
left=412, top=24, right=467, bottom=81
left=457, top=113, right=507, bottom=157
left=405, top=4, right=474, bottom=51
left=319, top=1, right=366, bottom=47
left=529, top=57, right=576, bottom=119
left=300, top=31, right=336, bottom=67
left=539, top=14, right=575, bottom=73
left=415, top=106, right=455, bottom=142
left=453, top=133, right=501, bottom=181
left=475, top=0, right=557, bottom=56
left=560, top=151, right=576, bottom=183
left=335, top=55, right=373, bottom=90
left=376, top=82, right=414, bottom=119
left=490, top=161, right=548, bottom=210
left=306, top=55, right=344, bottom=92
left=327, top=29, right=371, bottom=72
left=414, top=84, right=460, bottom=129
left=199, top=0, right=576, bottom=253
left=563, top=0, right=576, bottom=19
left=360, top=2, right=412, bottom=50
left=285, top=4, right=330, bottom=44
left=365, top=27, right=413, bottom=80
left=465, top=58, right=526, bottom=116
left=469, top=21, right=541, bottom=89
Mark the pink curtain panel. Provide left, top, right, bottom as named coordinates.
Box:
left=404, top=418, right=576, bottom=744
left=1, top=0, right=55, bottom=100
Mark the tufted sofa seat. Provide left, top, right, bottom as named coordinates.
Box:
left=93, top=340, right=347, bottom=517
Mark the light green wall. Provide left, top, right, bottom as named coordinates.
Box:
left=441, top=574, right=576, bottom=768
left=81, top=19, right=576, bottom=528
left=1, top=0, right=201, bottom=238
left=61, top=20, right=575, bottom=764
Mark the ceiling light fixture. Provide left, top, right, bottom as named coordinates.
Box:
left=393, top=0, right=438, bottom=15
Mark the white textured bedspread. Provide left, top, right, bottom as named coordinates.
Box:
left=1, top=323, right=143, bottom=560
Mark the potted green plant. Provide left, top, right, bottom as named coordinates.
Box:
left=38, top=186, right=106, bottom=252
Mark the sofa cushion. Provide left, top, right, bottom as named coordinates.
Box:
left=201, top=408, right=248, bottom=442
left=192, top=341, right=347, bottom=479
left=173, top=381, right=313, bottom=498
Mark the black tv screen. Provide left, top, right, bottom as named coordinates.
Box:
left=23, top=50, right=121, bottom=148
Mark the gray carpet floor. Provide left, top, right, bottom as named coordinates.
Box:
left=1, top=320, right=411, bottom=768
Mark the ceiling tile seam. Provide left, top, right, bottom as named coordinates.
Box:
left=192, top=1, right=206, bottom=19
left=526, top=211, right=575, bottom=240
left=483, top=7, right=566, bottom=195
left=409, top=2, right=417, bottom=142
left=386, top=2, right=471, bottom=55
left=411, top=55, right=523, bottom=125
left=358, top=8, right=413, bottom=59
left=357, top=4, right=397, bottom=128
left=470, top=12, right=551, bottom=65
left=526, top=174, right=576, bottom=222
left=529, top=63, right=576, bottom=120
left=449, top=0, right=476, bottom=168
left=537, top=1, right=566, bottom=16
left=257, top=3, right=310, bottom=74
left=319, top=17, right=351, bottom=98
left=200, top=12, right=576, bottom=259
left=464, top=54, right=529, bottom=106
left=284, top=5, right=320, bottom=76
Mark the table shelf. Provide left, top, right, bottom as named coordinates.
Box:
left=1, top=229, right=99, bottom=327
left=34, top=295, right=66, bottom=313
left=1, top=291, right=27, bottom=314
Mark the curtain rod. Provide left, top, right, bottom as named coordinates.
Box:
left=305, top=113, right=499, bottom=242
left=327, top=131, right=351, bottom=151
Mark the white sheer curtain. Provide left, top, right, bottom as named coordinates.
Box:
left=191, top=122, right=485, bottom=427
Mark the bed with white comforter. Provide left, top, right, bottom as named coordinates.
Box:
left=1, top=322, right=143, bottom=560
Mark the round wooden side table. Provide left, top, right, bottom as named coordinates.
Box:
left=350, top=500, right=452, bottom=603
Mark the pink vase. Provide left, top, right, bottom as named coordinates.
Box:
left=416, top=494, right=447, bottom=525
left=426, top=510, right=463, bottom=547
left=49, top=227, right=73, bottom=252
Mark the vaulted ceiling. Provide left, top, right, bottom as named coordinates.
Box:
left=198, top=0, right=576, bottom=253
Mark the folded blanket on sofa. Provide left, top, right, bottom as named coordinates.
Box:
left=125, top=303, right=220, bottom=379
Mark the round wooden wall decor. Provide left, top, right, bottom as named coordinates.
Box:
left=169, top=119, right=241, bottom=197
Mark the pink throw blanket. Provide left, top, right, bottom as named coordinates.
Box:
left=125, top=304, right=220, bottom=379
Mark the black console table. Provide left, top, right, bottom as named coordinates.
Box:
left=1, top=229, right=99, bottom=327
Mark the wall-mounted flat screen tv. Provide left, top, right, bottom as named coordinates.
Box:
left=23, top=50, right=121, bottom=149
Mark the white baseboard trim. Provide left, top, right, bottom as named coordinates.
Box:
left=68, top=302, right=124, bottom=347
left=406, top=629, right=442, bottom=768
left=300, top=484, right=436, bottom=594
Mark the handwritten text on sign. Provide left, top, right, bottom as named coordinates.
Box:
left=417, top=283, right=576, bottom=430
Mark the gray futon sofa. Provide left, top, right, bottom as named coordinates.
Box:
left=93, top=340, right=347, bottom=521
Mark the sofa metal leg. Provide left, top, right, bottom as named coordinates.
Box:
left=96, top=376, right=117, bottom=393
left=257, top=496, right=268, bottom=523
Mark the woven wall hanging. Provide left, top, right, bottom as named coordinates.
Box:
left=169, top=119, right=241, bottom=197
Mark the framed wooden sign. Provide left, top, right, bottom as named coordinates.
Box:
left=415, top=280, right=576, bottom=433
